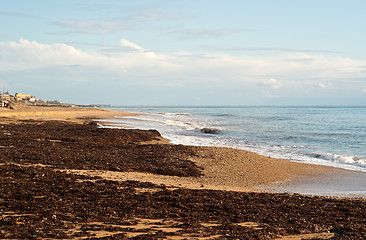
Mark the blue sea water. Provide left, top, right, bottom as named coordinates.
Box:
left=103, top=106, right=366, bottom=173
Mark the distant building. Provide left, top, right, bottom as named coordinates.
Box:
left=1, top=92, right=12, bottom=108
left=2, top=93, right=12, bottom=101
left=15, top=93, right=33, bottom=101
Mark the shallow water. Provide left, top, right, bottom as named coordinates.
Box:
left=260, top=170, right=366, bottom=198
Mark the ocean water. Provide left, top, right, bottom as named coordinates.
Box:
left=103, top=106, right=366, bottom=173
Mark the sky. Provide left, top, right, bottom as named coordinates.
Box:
left=1, top=0, right=366, bottom=105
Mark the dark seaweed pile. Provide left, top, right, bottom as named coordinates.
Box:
left=0, top=120, right=202, bottom=177
left=1, top=164, right=365, bottom=239
left=0, top=120, right=365, bottom=239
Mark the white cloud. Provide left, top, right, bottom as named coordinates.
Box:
left=1, top=39, right=366, bottom=92
left=318, top=83, right=327, bottom=88
left=0, top=39, right=179, bottom=74
left=0, top=39, right=87, bottom=70
left=120, top=39, right=144, bottom=52
left=319, top=83, right=327, bottom=88
left=260, top=78, right=282, bottom=89
left=362, top=87, right=366, bottom=93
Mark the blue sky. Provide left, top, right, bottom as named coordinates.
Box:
left=1, top=0, right=366, bottom=105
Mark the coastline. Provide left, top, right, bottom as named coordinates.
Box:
left=1, top=105, right=365, bottom=195
left=100, top=107, right=366, bottom=197
left=1, top=105, right=365, bottom=239
left=108, top=106, right=366, bottom=174
left=0, top=105, right=347, bottom=193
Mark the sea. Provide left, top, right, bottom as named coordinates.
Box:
left=102, top=106, right=365, bottom=172
left=101, top=106, right=366, bottom=196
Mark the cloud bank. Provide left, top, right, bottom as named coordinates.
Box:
left=2, top=39, right=366, bottom=81
left=0, top=39, right=178, bottom=74
left=1, top=38, right=366, bottom=104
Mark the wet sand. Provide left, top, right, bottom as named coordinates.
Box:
left=1, top=105, right=365, bottom=239
left=263, top=169, right=366, bottom=198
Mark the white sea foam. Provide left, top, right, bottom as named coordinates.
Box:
left=164, top=119, right=201, bottom=131
left=309, top=153, right=366, bottom=167
left=163, top=112, right=192, bottom=116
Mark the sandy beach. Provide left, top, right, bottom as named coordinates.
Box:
left=0, top=104, right=136, bottom=123
left=1, top=105, right=365, bottom=239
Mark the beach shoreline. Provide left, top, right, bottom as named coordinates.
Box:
left=1, top=104, right=351, bottom=193
left=107, top=106, right=366, bottom=174
left=1, top=105, right=365, bottom=239
left=1, top=105, right=365, bottom=196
